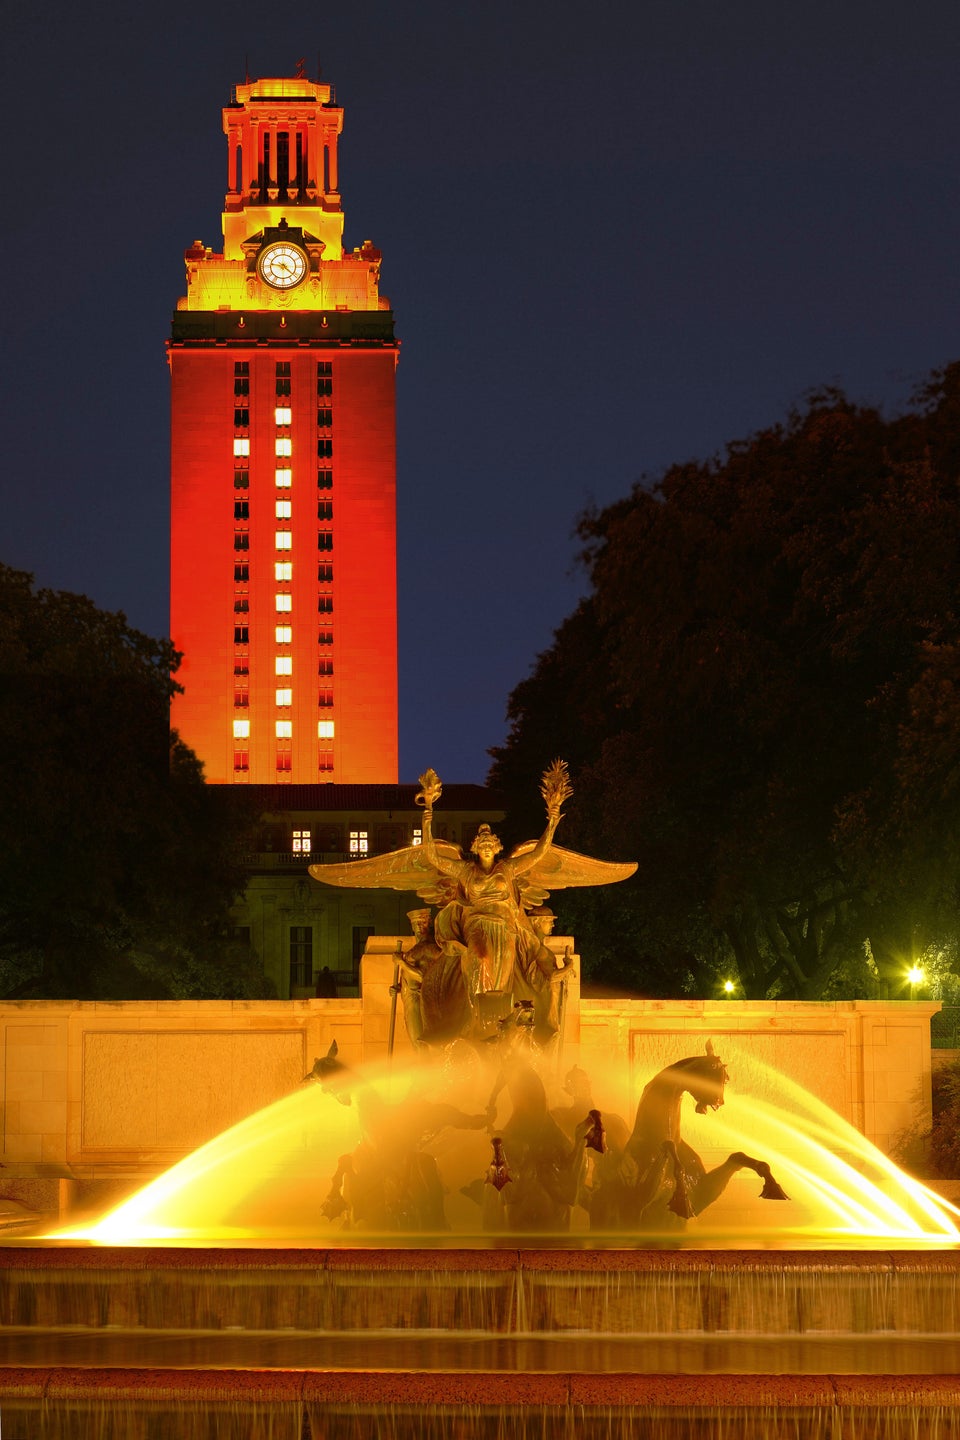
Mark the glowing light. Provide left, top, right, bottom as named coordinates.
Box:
left=907, top=966, right=924, bottom=986
left=275, top=594, right=292, bottom=612
left=275, top=438, right=292, bottom=457
left=276, top=499, right=292, bottom=519
left=318, top=719, right=335, bottom=738
left=275, top=656, right=292, bottom=675
left=276, top=720, right=292, bottom=738
left=233, top=438, right=250, bottom=457
left=275, top=469, right=292, bottom=487
left=275, top=407, right=292, bottom=425
left=275, top=563, right=292, bottom=581
left=276, top=688, right=292, bottom=706
left=232, top=719, right=249, bottom=738
left=275, top=626, right=292, bottom=643
left=275, top=531, right=292, bottom=550
left=723, top=980, right=735, bottom=994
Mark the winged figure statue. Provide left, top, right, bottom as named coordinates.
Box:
left=309, top=761, right=636, bottom=1040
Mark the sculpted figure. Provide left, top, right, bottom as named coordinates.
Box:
left=308, top=761, right=636, bottom=1042
left=392, top=908, right=439, bottom=1051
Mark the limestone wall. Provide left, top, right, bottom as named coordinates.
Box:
left=0, top=974, right=937, bottom=1182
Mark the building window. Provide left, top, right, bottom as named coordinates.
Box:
left=234, top=562, right=249, bottom=583
left=234, top=407, right=249, bottom=428
left=317, top=361, right=332, bottom=375
left=275, top=406, right=292, bottom=425
left=276, top=531, right=292, bottom=550
left=318, top=748, right=334, bottom=773
left=318, top=719, right=335, bottom=739
left=318, top=563, right=333, bottom=583
left=275, top=593, right=292, bottom=612
left=276, top=499, right=292, bottom=519
left=276, top=361, right=291, bottom=399
left=317, top=377, right=332, bottom=398
left=234, top=377, right=249, bottom=397
left=317, top=439, right=333, bottom=459
left=275, top=469, right=292, bottom=488
left=412, top=827, right=423, bottom=847
left=275, top=625, right=292, bottom=644
left=318, top=531, right=333, bottom=551
left=275, top=562, right=292, bottom=581
left=318, top=500, right=333, bottom=520
left=234, top=532, right=249, bottom=551
left=276, top=438, right=292, bottom=457
left=276, top=656, right=293, bottom=675
left=317, top=470, right=333, bottom=489
left=276, top=719, right=292, bottom=738
left=276, top=378, right=291, bottom=398
left=318, top=659, right=334, bottom=677
left=349, top=830, right=369, bottom=855
left=233, top=625, right=249, bottom=644
left=234, top=470, right=249, bottom=489
left=234, top=437, right=250, bottom=457
left=276, top=688, right=293, bottom=706
left=233, top=718, right=250, bottom=739
left=234, top=500, right=249, bottom=520
left=235, top=361, right=250, bottom=375
left=318, top=629, right=333, bottom=646
left=317, top=408, right=333, bottom=429
left=290, top=926, right=313, bottom=987
left=234, top=680, right=249, bottom=707
left=318, top=687, right=333, bottom=707
left=292, top=830, right=312, bottom=854
left=233, top=749, right=249, bottom=771
left=276, top=750, right=292, bottom=772
left=234, top=598, right=249, bottom=613
left=318, top=596, right=333, bottom=614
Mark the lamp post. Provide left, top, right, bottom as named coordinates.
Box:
left=906, top=965, right=924, bottom=1000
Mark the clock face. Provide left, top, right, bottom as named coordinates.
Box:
left=258, top=242, right=307, bottom=290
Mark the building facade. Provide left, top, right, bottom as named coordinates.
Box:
left=169, top=76, right=398, bottom=785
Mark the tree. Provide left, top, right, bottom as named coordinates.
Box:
left=489, top=367, right=960, bottom=999
left=0, top=565, right=260, bottom=998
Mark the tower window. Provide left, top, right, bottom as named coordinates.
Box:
left=276, top=362, right=291, bottom=375
left=276, top=656, right=293, bottom=675
left=234, top=377, right=249, bottom=397
left=275, top=406, right=292, bottom=426
left=234, top=438, right=250, bottom=457
left=234, top=470, right=249, bottom=489
left=318, top=563, right=333, bottom=583
left=276, top=499, right=292, bottom=519
left=276, top=378, right=291, bottom=398
left=317, top=362, right=332, bottom=375
left=275, top=531, right=292, bottom=550
left=276, top=720, right=293, bottom=738
left=234, top=408, right=249, bottom=428
left=275, top=594, right=292, bottom=612
left=234, top=625, right=249, bottom=644
left=318, top=629, right=333, bottom=646
left=234, top=680, right=249, bottom=707
left=318, top=501, right=333, bottom=520
left=234, top=598, right=249, bottom=613
left=317, top=408, right=333, bottom=428
left=317, top=439, right=333, bottom=459
left=234, top=562, right=249, bottom=582
left=276, top=438, right=292, bottom=457
left=234, top=500, right=249, bottom=520
left=233, top=719, right=250, bottom=739
left=318, top=719, right=335, bottom=739
left=319, top=749, right=334, bottom=773
left=276, top=362, right=291, bottom=399
left=276, top=751, right=292, bottom=772
left=233, top=750, right=249, bottom=772
left=276, top=469, right=292, bottom=487
left=234, top=532, right=249, bottom=551
left=317, top=376, right=332, bottom=398
left=318, top=596, right=333, bottom=614
left=275, top=625, right=293, bottom=643
left=317, top=470, right=333, bottom=489
left=318, top=531, right=333, bottom=551
left=235, top=361, right=250, bottom=375
left=275, top=562, right=292, bottom=581
left=276, top=688, right=293, bottom=707
left=318, top=659, right=334, bottom=676
left=318, top=688, right=333, bottom=707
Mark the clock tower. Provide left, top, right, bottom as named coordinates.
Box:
left=169, top=76, right=398, bottom=784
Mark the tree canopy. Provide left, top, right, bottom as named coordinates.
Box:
left=489, top=366, right=960, bottom=1000
left=0, top=566, right=261, bottom=999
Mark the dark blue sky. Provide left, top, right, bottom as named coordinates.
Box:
left=3, top=1, right=960, bottom=782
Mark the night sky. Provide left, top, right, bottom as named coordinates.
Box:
left=3, top=1, right=960, bottom=783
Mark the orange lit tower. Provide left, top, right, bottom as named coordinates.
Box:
left=169, top=76, right=398, bottom=784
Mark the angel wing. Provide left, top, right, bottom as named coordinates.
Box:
left=508, top=841, right=637, bottom=909
left=308, top=841, right=465, bottom=907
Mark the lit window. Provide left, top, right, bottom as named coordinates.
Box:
left=275, top=407, right=292, bottom=426
left=276, top=438, right=292, bottom=457
left=275, top=562, right=292, bottom=581
left=276, top=531, right=292, bottom=550
left=233, top=719, right=250, bottom=739
left=349, top=830, right=369, bottom=855
left=412, top=828, right=422, bottom=847
left=276, top=656, right=293, bottom=675
left=275, top=626, right=292, bottom=643
left=275, top=594, right=292, bottom=612
left=276, top=688, right=293, bottom=706
left=275, top=469, right=292, bottom=487
left=318, top=719, right=335, bottom=739
left=276, top=499, right=292, bottom=519
left=276, top=720, right=293, bottom=738
left=234, top=438, right=250, bottom=457
left=292, top=830, right=312, bottom=854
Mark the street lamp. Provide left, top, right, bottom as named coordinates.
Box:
left=906, top=965, right=924, bottom=998
left=722, top=979, right=735, bottom=996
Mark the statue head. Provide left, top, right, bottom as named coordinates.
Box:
left=527, top=905, right=556, bottom=938
left=406, top=908, right=432, bottom=939
left=470, top=824, right=503, bottom=860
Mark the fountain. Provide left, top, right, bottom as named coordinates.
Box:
left=1, top=766, right=958, bottom=1436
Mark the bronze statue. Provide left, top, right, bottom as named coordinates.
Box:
left=308, top=761, right=636, bottom=1041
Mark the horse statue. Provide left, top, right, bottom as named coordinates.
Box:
left=583, top=1041, right=788, bottom=1230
